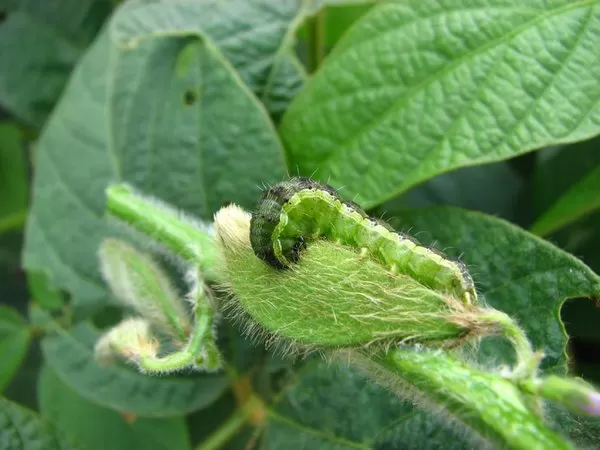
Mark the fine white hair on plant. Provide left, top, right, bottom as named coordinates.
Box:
left=99, top=238, right=191, bottom=340
left=94, top=317, right=158, bottom=365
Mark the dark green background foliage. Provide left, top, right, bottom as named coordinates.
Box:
left=1, top=0, right=600, bottom=448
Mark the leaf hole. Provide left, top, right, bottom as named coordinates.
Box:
left=183, top=89, right=198, bottom=105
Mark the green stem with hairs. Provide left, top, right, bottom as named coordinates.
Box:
left=137, top=351, right=194, bottom=373
left=479, top=310, right=542, bottom=378
left=105, top=184, right=218, bottom=281
left=357, top=347, right=572, bottom=450
left=104, top=189, right=577, bottom=448
left=138, top=289, right=220, bottom=373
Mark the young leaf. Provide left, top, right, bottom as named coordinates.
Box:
left=390, top=206, right=600, bottom=373
left=281, top=0, right=600, bottom=208
left=41, top=322, right=229, bottom=417
left=0, top=0, right=112, bottom=126
left=0, top=306, right=31, bottom=391
left=0, top=396, right=79, bottom=450
left=39, top=366, right=191, bottom=450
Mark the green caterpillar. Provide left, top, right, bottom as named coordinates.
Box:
left=249, top=177, right=477, bottom=304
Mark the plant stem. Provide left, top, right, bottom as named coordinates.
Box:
left=306, top=9, right=326, bottom=73
left=196, top=396, right=264, bottom=450
left=352, top=347, right=572, bottom=450
left=105, top=184, right=218, bottom=281
left=0, top=209, right=27, bottom=235
left=479, top=310, right=541, bottom=378
left=138, top=351, right=193, bottom=373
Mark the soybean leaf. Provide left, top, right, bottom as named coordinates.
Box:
left=0, top=122, right=27, bottom=233
left=0, top=396, right=79, bottom=450
left=41, top=322, right=229, bottom=417
left=23, top=5, right=287, bottom=310
left=0, top=0, right=112, bottom=126
left=110, top=0, right=308, bottom=119
left=2, top=0, right=113, bottom=43
left=281, top=0, right=600, bottom=208
left=388, top=207, right=600, bottom=373
left=109, top=37, right=285, bottom=216
left=264, top=360, right=468, bottom=449
left=0, top=306, right=31, bottom=391
left=27, top=272, right=65, bottom=312
left=547, top=405, right=600, bottom=450
left=22, top=32, right=114, bottom=310
left=39, top=365, right=190, bottom=450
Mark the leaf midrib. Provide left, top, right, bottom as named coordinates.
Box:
left=305, top=0, right=597, bottom=169
left=267, top=408, right=371, bottom=449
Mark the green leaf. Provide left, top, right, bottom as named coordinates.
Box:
left=265, top=359, right=470, bottom=449
left=389, top=207, right=600, bottom=373
left=0, top=0, right=112, bottom=126
left=281, top=0, right=600, bottom=208
left=0, top=396, right=79, bottom=450
left=2, top=0, right=113, bottom=43
left=109, top=36, right=285, bottom=216
left=27, top=272, right=65, bottom=312
left=0, top=306, right=31, bottom=392
left=22, top=31, right=114, bottom=310
left=531, top=164, right=600, bottom=236
left=41, top=322, right=229, bottom=417
left=39, top=365, right=191, bottom=450
left=110, top=0, right=308, bottom=119
left=547, top=405, right=600, bottom=449
left=23, top=1, right=301, bottom=310
left=0, top=122, right=27, bottom=233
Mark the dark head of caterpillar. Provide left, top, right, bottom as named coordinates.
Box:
left=250, top=177, right=337, bottom=269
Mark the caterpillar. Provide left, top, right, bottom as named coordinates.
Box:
left=249, top=177, right=476, bottom=304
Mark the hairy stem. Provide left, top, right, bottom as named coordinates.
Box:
left=478, top=310, right=541, bottom=378
left=137, top=350, right=193, bottom=373
left=352, top=348, right=572, bottom=450
left=105, top=184, right=218, bottom=281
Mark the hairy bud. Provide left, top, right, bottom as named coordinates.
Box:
left=214, top=204, right=520, bottom=355
left=94, top=318, right=158, bottom=365
left=99, top=238, right=190, bottom=340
